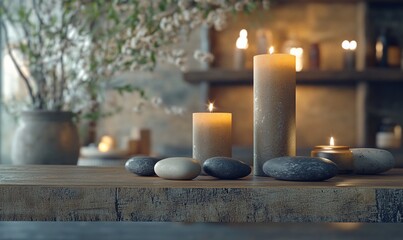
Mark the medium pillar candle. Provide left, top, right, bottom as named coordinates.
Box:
left=193, top=112, right=232, bottom=170
left=254, top=54, right=296, bottom=176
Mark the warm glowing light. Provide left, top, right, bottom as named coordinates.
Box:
left=268, top=46, right=275, bottom=54
left=330, top=137, right=335, bottom=146
left=208, top=103, right=214, bottom=112
left=289, top=47, right=304, bottom=72
left=349, top=40, right=357, bottom=50
left=98, top=136, right=114, bottom=153
left=236, top=29, right=248, bottom=49
left=329, top=223, right=362, bottom=231
left=342, top=40, right=350, bottom=50
left=342, top=40, right=357, bottom=50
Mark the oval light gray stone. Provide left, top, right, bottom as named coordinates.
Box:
left=351, top=148, right=395, bottom=175
left=263, top=156, right=338, bottom=181
left=154, top=157, right=201, bottom=180
left=203, top=157, right=251, bottom=179
left=125, top=156, right=160, bottom=176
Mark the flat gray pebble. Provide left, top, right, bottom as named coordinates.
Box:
left=203, top=157, right=251, bottom=179
left=263, top=156, right=338, bottom=181
left=352, top=148, right=395, bottom=174
left=125, top=156, right=160, bottom=176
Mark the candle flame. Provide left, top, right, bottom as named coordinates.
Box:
left=236, top=29, right=248, bottom=49
left=268, top=46, right=275, bottom=54
left=330, top=137, right=335, bottom=146
left=208, top=103, right=214, bottom=112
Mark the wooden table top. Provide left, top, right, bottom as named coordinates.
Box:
left=0, top=165, right=402, bottom=188
left=1, top=165, right=402, bottom=222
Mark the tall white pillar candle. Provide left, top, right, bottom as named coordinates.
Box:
left=193, top=106, right=232, bottom=171
left=254, top=54, right=296, bottom=176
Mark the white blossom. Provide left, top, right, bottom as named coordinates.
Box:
left=3, top=0, right=264, bottom=116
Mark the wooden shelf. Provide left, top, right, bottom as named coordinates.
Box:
left=184, top=69, right=403, bottom=85
left=1, top=165, right=403, bottom=222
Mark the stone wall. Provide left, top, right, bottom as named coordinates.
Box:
left=96, top=31, right=203, bottom=156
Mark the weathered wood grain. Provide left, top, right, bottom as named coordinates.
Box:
left=0, top=166, right=402, bottom=222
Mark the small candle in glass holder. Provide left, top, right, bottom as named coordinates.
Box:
left=311, top=137, right=353, bottom=173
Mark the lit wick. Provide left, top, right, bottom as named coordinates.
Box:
left=208, top=103, right=214, bottom=112
left=330, top=136, right=335, bottom=146
left=268, top=46, right=275, bottom=54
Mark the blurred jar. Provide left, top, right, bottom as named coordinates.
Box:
left=376, top=118, right=401, bottom=149
left=309, top=43, right=320, bottom=70
left=376, top=28, right=401, bottom=68
left=387, top=32, right=401, bottom=68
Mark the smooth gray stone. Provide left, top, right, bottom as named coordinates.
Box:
left=154, top=157, right=201, bottom=180
left=352, top=148, right=395, bottom=175
left=263, top=156, right=338, bottom=181
left=203, top=157, right=251, bottom=179
left=125, top=156, right=160, bottom=176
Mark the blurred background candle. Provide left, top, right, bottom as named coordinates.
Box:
left=289, top=47, right=304, bottom=72
left=254, top=54, right=296, bottom=176
left=98, top=135, right=116, bottom=153
left=283, top=33, right=304, bottom=72
left=342, top=40, right=357, bottom=70
left=234, top=29, right=248, bottom=70
left=376, top=118, right=402, bottom=149
left=311, top=137, right=354, bottom=173
left=193, top=103, right=232, bottom=172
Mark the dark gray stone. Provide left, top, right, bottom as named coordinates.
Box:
left=203, top=157, right=251, bottom=179
left=125, top=156, right=160, bottom=176
left=352, top=148, right=395, bottom=175
left=263, top=156, right=338, bottom=181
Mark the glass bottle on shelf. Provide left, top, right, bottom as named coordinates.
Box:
left=375, top=28, right=388, bottom=67
left=375, top=28, right=401, bottom=68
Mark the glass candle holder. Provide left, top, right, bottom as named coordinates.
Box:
left=311, top=145, right=353, bottom=173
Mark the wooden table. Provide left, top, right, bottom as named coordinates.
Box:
left=0, top=165, right=402, bottom=222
